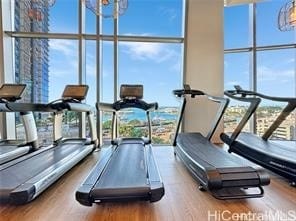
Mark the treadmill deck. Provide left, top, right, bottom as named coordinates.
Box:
left=224, top=132, right=296, bottom=163
left=175, top=133, right=270, bottom=198
left=0, top=141, right=93, bottom=204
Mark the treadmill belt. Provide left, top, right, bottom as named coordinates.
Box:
left=92, top=143, right=149, bottom=197
left=177, top=133, right=250, bottom=169
left=0, top=143, right=85, bottom=190
left=226, top=132, right=296, bottom=162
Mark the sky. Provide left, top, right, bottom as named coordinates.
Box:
left=47, top=0, right=183, bottom=106
left=36, top=0, right=295, bottom=106
left=224, top=1, right=296, bottom=101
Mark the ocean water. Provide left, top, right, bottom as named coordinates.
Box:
left=102, top=108, right=178, bottom=122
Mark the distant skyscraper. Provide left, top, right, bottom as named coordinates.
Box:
left=14, top=0, right=49, bottom=104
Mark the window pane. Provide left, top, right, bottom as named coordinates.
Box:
left=101, top=41, right=114, bottom=143
left=86, top=40, right=97, bottom=106
left=15, top=38, right=79, bottom=144
left=85, top=10, right=114, bottom=35
left=256, top=49, right=296, bottom=140
left=118, top=0, right=184, bottom=37
left=101, top=41, right=114, bottom=103
left=224, top=52, right=251, bottom=133
left=85, top=40, right=97, bottom=139
left=102, top=16, right=114, bottom=35
left=85, top=6, right=96, bottom=34
left=256, top=1, right=295, bottom=46
left=224, top=5, right=250, bottom=49
left=118, top=42, right=182, bottom=144
left=49, top=39, right=79, bottom=140
left=224, top=52, right=250, bottom=91
left=14, top=0, right=78, bottom=33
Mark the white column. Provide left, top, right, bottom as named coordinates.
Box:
left=0, top=0, right=16, bottom=139
left=184, top=0, right=224, bottom=143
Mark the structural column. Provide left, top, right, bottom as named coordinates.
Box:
left=0, top=0, right=16, bottom=139
left=183, top=0, right=224, bottom=142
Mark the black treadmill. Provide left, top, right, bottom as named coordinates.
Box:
left=0, top=84, right=39, bottom=164
left=0, top=85, right=98, bottom=204
left=76, top=84, right=164, bottom=206
left=172, top=85, right=270, bottom=199
left=221, top=86, right=296, bottom=185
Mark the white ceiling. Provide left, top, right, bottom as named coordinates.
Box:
left=224, top=0, right=266, bottom=6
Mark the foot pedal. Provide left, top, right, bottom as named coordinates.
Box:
left=211, top=186, right=264, bottom=200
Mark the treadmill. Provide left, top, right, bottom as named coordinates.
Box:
left=172, top=84, right=270, bottom=199
left=0, top=84, right=39, bottom=164
left=0, top=85, right=98, bottom=204
left=221, top=85, right=296, bottom=185
left=76, top=84, right=164, bottom=206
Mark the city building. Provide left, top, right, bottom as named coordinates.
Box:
left=257, top=118, right=295, bottom=140
left=14, top=0, right=49, bottom=103
left=0, top=0, right=296, bottom=220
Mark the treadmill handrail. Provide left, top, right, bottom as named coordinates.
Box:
left=227, top=87, right=296, bottom=103
left=206, top=95, right=230, bottom=140
left=173, top=84, right=230, bottom=144
left=173, top=84, right=205, bottom=98
left=7, top=101, right=95, bottom=113
left=224, top=90, right=261, bottom=144
left=112, top=99, right=158, bottom=111
left=6, top=103, right=56, bottom=112
left=50, top=101, right=95, bottom=112
left=97, top=102, right=116, bottom=113
left=97, top=100, right=158, bottom=112
left=172, top=96, right=186, bottom=146
left=262, top=102, right=296, bottom=140
left=225, top=86, right=296, bottom=140
left=97, top=99, right=158, bottom=144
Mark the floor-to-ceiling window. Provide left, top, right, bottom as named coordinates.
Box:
left=224, top=1, right=296, bottom=140
left=2, top=0, right=185, bottom=145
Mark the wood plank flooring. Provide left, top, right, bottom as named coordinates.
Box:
left=0, top=146, right=295, bottom=221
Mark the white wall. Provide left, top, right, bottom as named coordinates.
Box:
left=183, top=0, right=224, bottom=142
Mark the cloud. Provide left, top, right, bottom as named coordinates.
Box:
left=49, top=61, right=77, bottom=78
left=286, top=58, right=295, bottom=64
left=86, top=63, right=96, bottom=77
left=224, top=60, right=229, bottom=68
left=120, top=42, right=178, bottom=63
left=157, top=82, right=167, bottom=87
left=49, top=54, right=78, bottom=78
left=159, top=7, right=178, bottom=22
left=49, top=39, right=77, bottom=56
left=121, top=33, right=152, bottom=36
left=170, top=60, right=181, bottom=72
left=257, top=66, right=294, bottom=82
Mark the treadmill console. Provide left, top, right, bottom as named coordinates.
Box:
left=120, top=84, right=143, bottom=100
left=62, top=85, right=89, bottom=101
left=0, top=84, right=26, bottom=102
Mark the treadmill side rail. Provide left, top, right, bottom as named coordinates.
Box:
left=145, top=145, right=165, bottom=202
left=76, top=147, right=114, bottom=206
left=0, top=145, right=31, bottom=165
left=8, top=144, right=94, bottom=204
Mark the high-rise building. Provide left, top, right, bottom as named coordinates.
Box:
left=14, top=0, right=49, bottom=104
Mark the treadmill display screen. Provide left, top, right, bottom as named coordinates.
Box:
left=120, top=84, right=143, bottom=99
left=0, top=84, right=26, bottom=101
left=62, top=85, right=89, bottom=101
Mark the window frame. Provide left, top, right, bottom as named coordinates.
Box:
left=1, top=0, right=186, bottom=145
left=224, top=3, right=296, bottom=137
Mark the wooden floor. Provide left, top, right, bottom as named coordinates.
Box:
left=1, top=146, right=296, bottom=221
